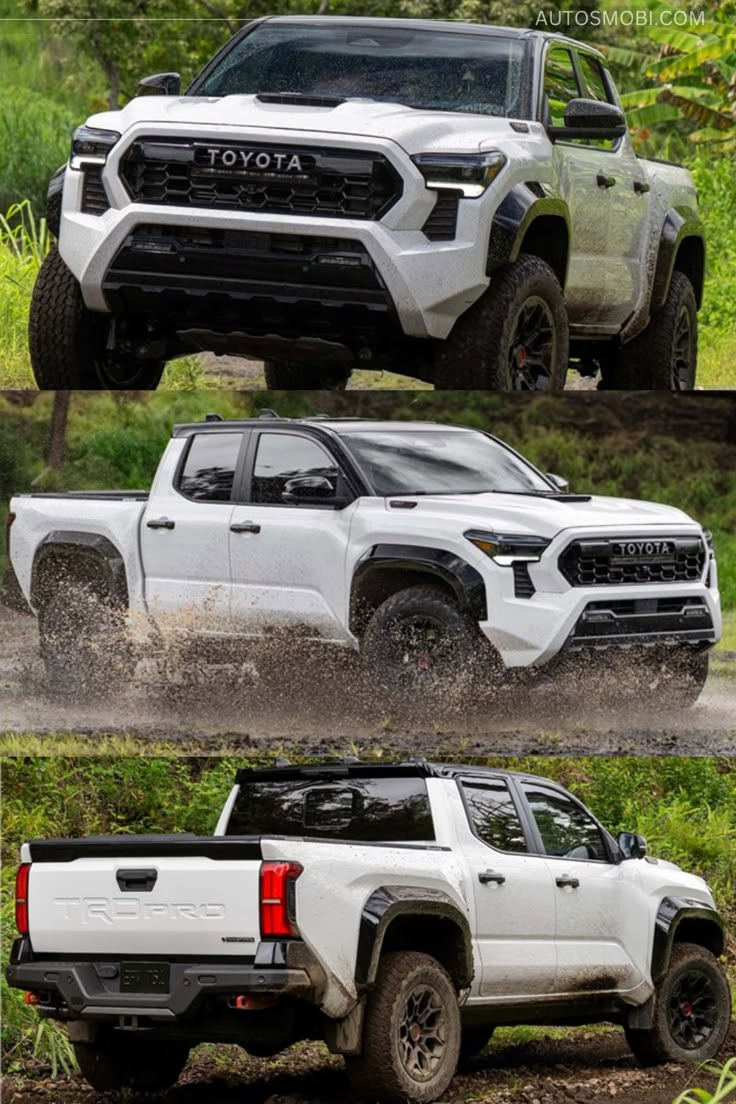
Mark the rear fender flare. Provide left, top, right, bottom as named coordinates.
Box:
left=652, top=208, right=705, bottom=311
left=31, top=531, right=128, bottom=609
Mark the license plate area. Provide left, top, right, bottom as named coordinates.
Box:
left=120, top=962, right=170, bottom=994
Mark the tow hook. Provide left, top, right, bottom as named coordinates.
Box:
left=229, top=994, right=278, bottom=1011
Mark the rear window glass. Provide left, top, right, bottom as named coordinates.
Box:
left=226, top=776, right=435, bottom=842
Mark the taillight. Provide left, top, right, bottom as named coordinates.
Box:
left=15, top=863, right=31, bottom=935
left=259, top=861, right=302, bottom=938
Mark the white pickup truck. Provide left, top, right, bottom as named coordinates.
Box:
left=30, top=16, right=705, bottom=391
left=5, top=414, right=720, bottom=704
left=7, top=761, right=730, bottom=1102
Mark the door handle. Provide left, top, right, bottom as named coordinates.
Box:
left=230, top=521, right=261, bottom=534
left=478, top=869, right=506, bottom=885
left=633, top=180, right=651, bottom=194
left=116, top=868, right=158, bottom=893
left=596, top=173, right=616, bottom=189
left=556, top=875, right=580, bottom=889
left=146, top=517, right=175, bottom=530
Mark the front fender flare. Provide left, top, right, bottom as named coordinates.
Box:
left=488, top=184, right=571, bottom=289
left=651, top=896, right=725, bottom=981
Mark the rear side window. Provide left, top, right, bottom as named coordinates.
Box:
left=178, top=433, right=242, bottom=502
left=461, top=780, right=527, bottom=853
left=226, top=776, right=435, bottom=842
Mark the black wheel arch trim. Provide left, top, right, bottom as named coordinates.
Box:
left=652, top=896, right=725, bottom=980
left=31, top=531, right=129, bottom=609
left=355, top=885, right=474, bottom=989
left=351, top=544, right=487, bottom=633
left=652, top=207, right=705, bottom=311
left=488, top=185, right=571, bottom=289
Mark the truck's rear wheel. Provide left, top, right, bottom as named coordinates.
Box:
left=29, top=248, right=165, bottom=390
left=361, top=585, right=497, bottom=698
left=39, top=579, right=132, bottom=693
left=624, top=944, right=730, bottom=1065
left=345, top=951, right=461, bottom=1104
left=434, top=254, right=568, bottom=390
left=263, top=359, right=349, bottom=389
left=74, top=1032, right=190, bottom=1092
left=605, top=272, right=698, bottom=390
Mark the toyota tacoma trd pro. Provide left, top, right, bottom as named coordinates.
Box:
left=7, top=760, right=732, bottom=1103
left=4, top=414, right=720, bottom=704
left=30, top=16, right=705, bottom=391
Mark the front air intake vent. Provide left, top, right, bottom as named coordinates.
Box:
left=422, top=190, right=460, bottom=241
left=81, top=165, right=110, bottom=215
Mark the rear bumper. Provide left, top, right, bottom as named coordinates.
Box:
left=7, top=941, right=313, bottom=1021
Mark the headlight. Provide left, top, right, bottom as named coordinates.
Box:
left=465, top=530, right=550, bottom=565
left=412, top=151, right=507, bottom=198
left=71, top=126, right=121, bottom=167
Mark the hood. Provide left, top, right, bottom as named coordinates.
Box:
left=385, top=492, right=699, bottom=540
left=637, top=856, right=713, bottom=904
left=88, top=95, right=542, bottom=156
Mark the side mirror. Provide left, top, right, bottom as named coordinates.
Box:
left=137, top=72, right=181, bottom=97
left=547, top=472, right=570, bottom=492
left=618, top=831, right=648, bottom=860
left=282, top=475, right=350, bottom=507
left=548, top=98, right=627, bottom=141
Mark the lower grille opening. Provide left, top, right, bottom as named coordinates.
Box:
left=568, top=597, right=715, bottom=649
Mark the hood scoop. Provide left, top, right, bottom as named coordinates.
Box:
left=256, top=92, right=347, bottom=109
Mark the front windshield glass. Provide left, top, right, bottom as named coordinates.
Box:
left=199, top=24, right=527, bottom=118
left=342, top=430, right=551, bottom=495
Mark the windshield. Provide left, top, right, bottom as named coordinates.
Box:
left=342, top=430, right=552, bottom=495
left=198, top=23, right=527, bottom=117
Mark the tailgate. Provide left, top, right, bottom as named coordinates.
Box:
left=25, top=835, right=262, bottom=958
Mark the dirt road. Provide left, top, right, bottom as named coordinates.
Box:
left=1, top=607, right=734, bottom=753
left=3, top=1026, right=735, bottom=1104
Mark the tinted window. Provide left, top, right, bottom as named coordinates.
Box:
left=200, top=23, right=527, bottom=118
left=226, top=776, right=435, bottom=842
left=544, top=46, right=581, bottom=126
left=178, top=433, right=241, bottom=502
left=523, top=787, right=607, bottom=862
left=579, top=54, right=611, bottom=103
left=342, top=430, right=549, bottom=495
left=462, top=780, right=527, bottom=853
left=251, top=433, right=339, bottom=505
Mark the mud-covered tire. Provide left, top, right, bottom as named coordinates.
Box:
left=74, top=1032, right=189, bottom=1093
left=345, top=951, right=461, bottom=1104
left=361, top=585, right=498, bottom=697
left=38, top=578, right=132, bottom=694
left=29, top=248, right=165, bottom=390
left=606, top=272, right=698, bottom=390
left=625, top=943, right=731, bottom=1065
left=643, top=647, right=710, bottom=709
left=434, top=254, right=569, bottom=390
left=263, top=359, right=350, bottom=389
left=459, top=1025, right=495, bottom=1061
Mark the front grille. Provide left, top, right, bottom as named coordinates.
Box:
left=559, top=536, right=706, bottom=587
left=120, top=139, right=402, bottom=220
left=422, top=190, right=459, bottom=241
left=81, top=165, right=110, bottom=215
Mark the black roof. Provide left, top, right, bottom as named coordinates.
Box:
left=235, top=759, right=556, bottom=788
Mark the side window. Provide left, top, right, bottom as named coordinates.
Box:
left=178, top=433, right=242, bottom=502
left=251, top=433, right=339, bottom=505
left=543, top=46, right=581, bottom=127
left=578, top=54, right=612, bottom=104
left=522, top=786, right=608, bottom=862
left=462, top=780, right=528, bottom=853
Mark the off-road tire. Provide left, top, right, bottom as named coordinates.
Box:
left=29, top=248, right=165, bottom=390
left=264, top=359, right=350, bottom=389
left=361, top=585, right=498, bottom=697
left=644, top=647, right=710, bottom=709
left=624, top=943, right=730, bottom=1065
left=345, top=951, right=461, bottom=1104
left=38, top=578, right=132, bottom=694
left=459, top=1025, right=495, bottom=1061
left=605, top=272, right=698, bottom=390
left=433, top=254, right=569, bottom=390
left=74, top=1032, right=190, bottom=1093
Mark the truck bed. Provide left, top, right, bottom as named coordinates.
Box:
left=14, top=491, right=149, bottom=501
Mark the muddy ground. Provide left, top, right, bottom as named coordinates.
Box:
left=3, top=1026, right=735, bottom=1104
left=1, top=607, right=734, bottom=753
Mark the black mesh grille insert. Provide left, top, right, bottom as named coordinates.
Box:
left=559, top=536, right=706, bottom=586
left=422, top=190, right=459, bottom=241
left=81, top=165, right=110, bottom=215
left=120, top=139, right=402, bottom=220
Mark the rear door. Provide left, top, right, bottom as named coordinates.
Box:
left=140, top=430, right=247, bottom=631
left=519, top=783, right=647, bottom=996
left=457, top=776, right=558, bottom=998
left=228, top=429, right=357, bottom=641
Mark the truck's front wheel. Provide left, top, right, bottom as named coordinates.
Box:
left=29, top=248, right=165, bottom=389
left=433, top=254, right=569, bottom=390
left=345, top=951, right=461, bottom=1104
left=263, top=359, right=350, bottom=389
left=74, top=1032, right=190, bottom=1093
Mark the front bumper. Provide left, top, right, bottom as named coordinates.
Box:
left=7, top=940, right=313, bottom=1021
